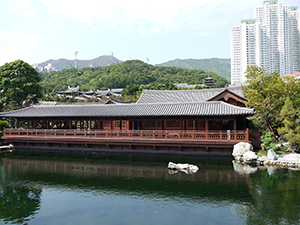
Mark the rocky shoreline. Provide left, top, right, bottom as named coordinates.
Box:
left=233, top=142, right=300, bottom=170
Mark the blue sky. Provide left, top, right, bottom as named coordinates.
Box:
left=1, top=0, right=300, bottom=66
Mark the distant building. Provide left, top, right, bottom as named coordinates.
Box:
left=44, top=63, right=55, bottom=72
left=281, top=72, right=300, bottom=79
left=204, top=77, right=214, bottom=87
left=231, top=0, right=300, bottom=84
left=32, top=63, right=43, bottom=72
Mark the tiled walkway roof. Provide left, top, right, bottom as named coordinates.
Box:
left=137, top=86, right=245, bottom=104
left=0, top=101, right=254, bottom=118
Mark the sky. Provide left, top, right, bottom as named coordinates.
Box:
left=1, top=0, right=300, bottom=66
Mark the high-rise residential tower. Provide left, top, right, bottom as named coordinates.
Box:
left=230, top=0, right=300, bottom=84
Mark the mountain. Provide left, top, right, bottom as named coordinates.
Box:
left=36, top=55, right=122, bottom=71
left=156, top=58, right=231, bottom=81
left=36, top=56, right=231, bottom=81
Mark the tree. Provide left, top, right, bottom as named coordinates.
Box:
left=243, top=66, right=300, bottom=141
left=278, top=96, right=300, bottom=151
left=0, top=60, right=43, bottom=111
left=242, top=66, right=287, bottom=139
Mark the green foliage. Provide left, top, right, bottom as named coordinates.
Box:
left=0, top=120, right=8, bottom=138
left=0, top=60, right=43, bottom=111
left=278, top=96, right=300, bottom=151
left=0, top=121, right=8, bottom=129
left=256, top=149, right=267, bottom=156
left=40, top=60, right=230, bottom=94
left=261, top=132, right=278, bottom=150
left=243, top=65, right=300, bottom=140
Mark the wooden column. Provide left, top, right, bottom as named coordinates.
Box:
left=205, top=120, right=208, bottom=132
left=234, top=118, right=237, bottom=131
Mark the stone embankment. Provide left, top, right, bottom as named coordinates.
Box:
left=233, top=142, right=300, bottom=169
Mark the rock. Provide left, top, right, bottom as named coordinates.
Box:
left=167, top=162, right=199, bottom=174
left=243, top=151, right=258, bottom=161
left=267, top=149, right=277, bottom=160
left=258, top=155, right=268, bottom=162
left=279, top=153, right=300, bottom=163
left=232, top=142, right=254, bottom=157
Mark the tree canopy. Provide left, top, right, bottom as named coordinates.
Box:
left=0, top=60, right=43, bottom=111
left=243, top=65, right=300, bottom=143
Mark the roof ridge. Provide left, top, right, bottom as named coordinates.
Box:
left=0, top=106, right=32, bottom=115
left=142, top=88, right=226, bottom=93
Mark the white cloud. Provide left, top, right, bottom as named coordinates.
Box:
left=34, top=0, right=232, bottom=31
left=5, top=0, right=36, bottom=17
left=0, top=31, right=50, bottom=42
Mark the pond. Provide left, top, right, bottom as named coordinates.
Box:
left=0, top=151, right=300, bottom=225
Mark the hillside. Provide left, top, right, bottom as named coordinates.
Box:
left=40, top=60, right=229, bottom=92
left=156, top=58, right=231, bottom=81
left=36, top=56, right=231, bottom=81
left=37, top=55, right=122, bottom=71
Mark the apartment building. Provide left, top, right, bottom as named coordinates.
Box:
left=230, top=1, right=300, bottom=84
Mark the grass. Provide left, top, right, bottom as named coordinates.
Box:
left=256, top=150, right=267, bottom=156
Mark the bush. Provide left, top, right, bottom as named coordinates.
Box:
left=261, top=132, right=278, bottom=150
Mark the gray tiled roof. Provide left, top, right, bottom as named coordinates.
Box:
left=58, top=87, right=82, bottom=94
left=137, top=86, right=245, bottom=104
left=105, top=97, right=131, bottom=104
left=0, top=101, right=254, bottom=119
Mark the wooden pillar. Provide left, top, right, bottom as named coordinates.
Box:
left=33, top=121, right=36, bottom=129
left=234, top=118, right=237, bottom=131
left=205, top=120, right=209, bottom=132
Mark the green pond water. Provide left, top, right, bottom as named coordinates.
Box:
left=0, top=151, right=300, bottom=225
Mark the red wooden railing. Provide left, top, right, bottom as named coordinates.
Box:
left=3, top=128, right=254, bottom=142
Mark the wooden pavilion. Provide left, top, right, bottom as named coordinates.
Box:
left=0, top=86, right=260, bottom=155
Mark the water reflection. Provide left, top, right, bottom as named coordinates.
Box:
left=0, top=163, right=41, bottom=224
left=232, top=161, right=300, bottom=224
left=0, top=155, right=299, bottom=224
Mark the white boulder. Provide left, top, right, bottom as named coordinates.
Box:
left=232, top=142, right=253, bottom=157
left=267, top=149, right=277, bottom=160
left=243, top=151, right=258, bottom=161
left=168, top=162, right=199, bottom=173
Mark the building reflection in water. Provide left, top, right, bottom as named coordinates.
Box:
left=1, top=155, right=299, bottom=225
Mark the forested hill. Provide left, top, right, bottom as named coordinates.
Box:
left=38, top=55, right=122, bottom=71
left=156, top=58, right=231, bottom=81
left=40, top=60, right=229, bottom=92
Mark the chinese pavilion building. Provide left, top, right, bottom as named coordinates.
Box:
left=0, top=86, right=260, bottom=156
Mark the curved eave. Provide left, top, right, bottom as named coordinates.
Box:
left=0, top=101, right=255, bottom=119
